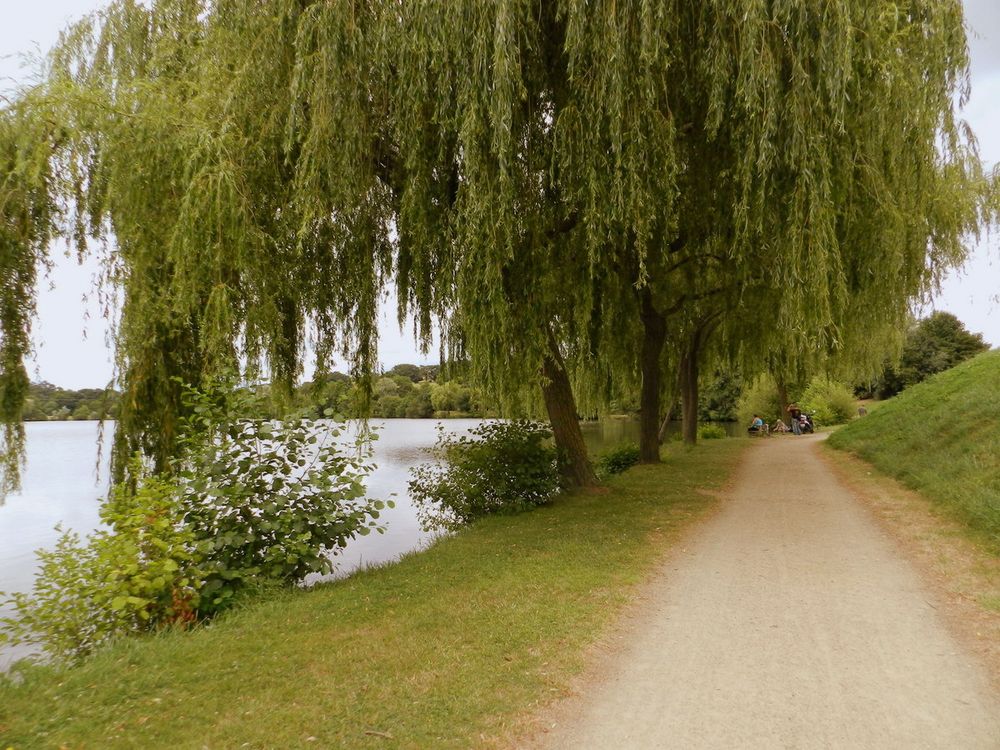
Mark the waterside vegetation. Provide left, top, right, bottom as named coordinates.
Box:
left=1, top=387, right=390, bottom=661
left=0, top=439, right=746, bottom=748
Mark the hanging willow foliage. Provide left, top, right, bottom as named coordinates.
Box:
left=0, top=99, right=58, bottom=493
left=11, top=0, right=392, bottom=481
left=364, top=0, right=987, bottom=455
left=0, top=0, right=991, bottom=490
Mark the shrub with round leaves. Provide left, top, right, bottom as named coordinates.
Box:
left=409, top=420, right=559, bottom=532
left=0, top=472, right=202, bottom=662
left=178, top=416, right=390, bottom=612
left=800, top=377, right=856, bottom=426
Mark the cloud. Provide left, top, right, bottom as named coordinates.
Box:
left=966, top=0, right=1000, bottom=78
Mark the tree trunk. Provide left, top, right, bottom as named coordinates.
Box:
left=679, top=316, right=721, bottom=445
left=776, top=379, right=789, bottom=424
left=679, top=341, right=700, bottom=445
left=541, top=330, right=599, bottom=489
left=639, top=290, right=667, bottom=463
left=657, top=392, right=677, bottom=444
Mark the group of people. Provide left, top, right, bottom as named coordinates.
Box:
left=747, top=403, right=812, bottom=436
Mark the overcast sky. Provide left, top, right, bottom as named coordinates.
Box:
left=2, top=0, right=998, bottom=389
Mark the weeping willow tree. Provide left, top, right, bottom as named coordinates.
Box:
left=566, top=0, right=988, bottom=452
left=288, top=1, right=623, bottom=486
left=0, top=0, right=991, bottom=492
left=2, top=0, right=392, bottom=483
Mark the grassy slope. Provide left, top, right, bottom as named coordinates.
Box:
left=828, top=349, right=1000, bottom=552
left=0, top=440, right=745, bottom=749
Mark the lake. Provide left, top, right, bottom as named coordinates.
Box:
left=0, top=417, right=731, bottom=667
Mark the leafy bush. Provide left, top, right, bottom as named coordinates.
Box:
left=1, top=474, right=202, bottom=661
left=875, top=312, right=989, bottom=398
left=178, top=398, right=390, bottom=612
left=698, top=424, right=727, bottom=440
left=736, top=375, right=785, bottom=427
left=698, top=371, right=743, bottom=422
left=409, top=420, right=559, bottom=531
left=800, top=377, right=856, bottom=426
left=596, top=443, right=641, bottom=476
left=1, top=384, right=393, bottom=661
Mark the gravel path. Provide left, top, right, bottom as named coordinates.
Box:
left=535, top=435, right=1000, bottom=749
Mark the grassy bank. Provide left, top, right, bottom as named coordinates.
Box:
left=0, top=440, right=745, bottom=749
left=828, top=349, right=1000, bottom=553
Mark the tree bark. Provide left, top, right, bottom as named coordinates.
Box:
left=679, top=316, right=722, bottom=445
left=776, top=379, right=789, bottom=424
left=657, top=386, right=679, bottom=444
left=541, top=330, right=599, bottom=488
left=639, top=289, right=667, bottom=463
left=679, top=320, right=713, bottom=445
left=679, top=340, right=700, bottom=445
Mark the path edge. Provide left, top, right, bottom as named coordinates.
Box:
left=818, top=441, right=1000, bottom=692
left=498, top=440, right=759, bottom=749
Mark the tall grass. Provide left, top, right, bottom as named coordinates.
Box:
left=828, top=350, right=1000, bottom=552
left=0, top=441, right=745, bottom=749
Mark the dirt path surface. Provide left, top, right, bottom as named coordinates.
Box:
left=533, top=435, right=1000, bottom=749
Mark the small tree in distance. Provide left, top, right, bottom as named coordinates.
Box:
left=875, top=312, right=989, bottom=398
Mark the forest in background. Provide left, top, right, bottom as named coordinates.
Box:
left=23, top=311, right=989, bottom=425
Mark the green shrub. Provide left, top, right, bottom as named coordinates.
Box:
left=178, top=415, right=389, bottom=612
left=0, top=474, right=202, bottom=661
left=800, top=377, right=856, bottom=426
left=409, top=420, right=559, bottom=531
left=0, top=384, right=393, bottom=661
left=172, top=383, right=392, bottom=612
left=737, top=375, right=784, bottom=427
left=596, top=443, right=641, bottom=476
left=738, top=374, right=856, bottom=428
left=698, top=424, right=727, bottom=440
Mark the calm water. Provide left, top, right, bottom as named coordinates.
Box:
left=0, top=417, right=729, bottom=667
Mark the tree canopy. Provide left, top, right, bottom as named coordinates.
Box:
left=874, top=311, right=990, bottom=398
left=0, top=0, right=994, bottom=491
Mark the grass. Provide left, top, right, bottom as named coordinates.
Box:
left=0, top=440, right=745, bottom=749
left=828, top=349, right=1000, bottom=554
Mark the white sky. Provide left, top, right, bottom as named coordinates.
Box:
left=2, top=0, right=998, bottom=389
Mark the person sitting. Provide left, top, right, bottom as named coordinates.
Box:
left=747, top=414, right=766, bottom=435
left=771, top=418, right=788, bottom=433
left=787, top=402, right=803, bottom=435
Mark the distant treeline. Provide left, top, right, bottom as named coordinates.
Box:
left=291, top=364, right=745, bottom=422
left=23, top=382, right=121, bottom=422
left=25, top=363, right=747, bottom=423
left=24, top=364, right=489, bottom=422
left=23, top=317, right=989, bottom=435
left=291, top=363, right=489, bottom=419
